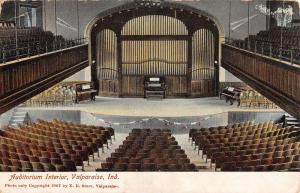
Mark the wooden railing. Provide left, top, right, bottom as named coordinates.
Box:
left=222, top=44, right=300, bottom=118
left=0, top=44, right=89, bottom=114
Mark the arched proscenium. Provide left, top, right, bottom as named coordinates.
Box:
left=85, top=1, right=224, bottom=97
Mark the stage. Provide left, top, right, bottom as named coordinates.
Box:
left=16, top=97, right=284, bottom=134
left=23, top=96, right=283, bottom=117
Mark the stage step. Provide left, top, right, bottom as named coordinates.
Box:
left=284, top=113, right=300, bottom=129
left=8, top=108, right=30, bottom=128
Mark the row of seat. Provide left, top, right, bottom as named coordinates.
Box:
left=0, top=119, right=114, bottom=172
left=239, top=90, right=278, bottom=109
left=98, top=129, right=197, bottom=171
left=25, top=83, right=76, bottom=107
left=0, top=21, right=15, bottom=28
left=0, top=26, right=73, bottom=63
left=190, top=121, right=300, bottom=171
left=254, top=26, right=300, bottom=48
left=230, top=26, right=300, bottom=63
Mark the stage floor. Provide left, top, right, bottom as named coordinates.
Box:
left=22, top=97, right=283, bottom=117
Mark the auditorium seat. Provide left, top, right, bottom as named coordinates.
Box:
left=0, top=119, right=115, bottom=172
left=230, top=26, right=300, bottom=64
left=190, top=121, right=300, bottom=171
left=98, top=129, right=197, bottom=172
left=25, top=83, right=76, bottom=107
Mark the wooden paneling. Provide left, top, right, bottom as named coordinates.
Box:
left=96, top=29, right=119, bottom=97
left=93, top=11, right=220, bottom=98
left=0, top=44, right=88, bottom=114
left=121, top=75, right=188, bottom=97
left=122, top=76, right=144, bottom=97
left=165, top=76, right=187, bottom=97
left=191, top=80, right=215, bottom=97
left=222, top=44, right=300, bottom=118
left=98, top=80, right=119, bottom=97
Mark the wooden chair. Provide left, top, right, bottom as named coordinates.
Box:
left=32, top=162, right=45, bottom=172
left=62, top=160, right=77, bottom=171
left=221, top=162, right=236, bottom=171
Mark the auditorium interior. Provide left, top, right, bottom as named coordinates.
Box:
left=0, top=0, right=299, bottom=172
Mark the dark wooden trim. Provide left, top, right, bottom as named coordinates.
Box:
left=90, top=5, right=221, bottom=98
left=223, top=44, right=300, bottom=73
left=222, top=62, right=300, bottom=118
left=0, top=44, right=87, bottom=68
left=0, top=60, right=88, bottom=114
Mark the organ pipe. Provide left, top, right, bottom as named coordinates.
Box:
left=97, top=16, right=215, bottom=81
left=192, top=29, right=215, bottom=80
left=97, top=29, right=118, bottom=80
left=122, top=15, right=188, bottom=35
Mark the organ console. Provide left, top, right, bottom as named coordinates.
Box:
left=144, top=77, right=167, bottom=99
left=220, top=87, right=242, bottom=105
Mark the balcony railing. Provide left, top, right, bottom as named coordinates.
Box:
left=0, top=37, right=87, bottom=64
left=225, top=37, right=300, bottom=65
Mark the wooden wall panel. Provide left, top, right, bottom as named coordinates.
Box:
left=0, top=44, right=88, bottom=114
left=191, top=80, right=215, bottom=97
left=165, top=76, right=187, bottom=97
left=121, top=76, right=144, bottom=97
left=98, top=80, right=119, bottom=97
left=222, top=44, right=300, bottom=118
left=121, top=75, right=188, bottom=97
left=97, top=29, right=119, bottom=96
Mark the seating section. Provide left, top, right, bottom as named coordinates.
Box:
left=231, top=26, right=300, bottom=63
left=0, top=22, right=75, bottom=63
left=99, top=129, right=197, bottom=171
left=239, top=90, right=278, bottom=109
left=0, top=26, right=56, bottom=61
left=253, top=26, right=300, bottom=50
left=0, top=21, right=15, bottom=28
left=190, top=121, right=300, bottom=171
left=25, top=83, right=77, bottom=107
left=0, top=119, right=114, bottom=172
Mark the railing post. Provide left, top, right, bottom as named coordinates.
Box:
left=2, top=48, right=5, bottom=63
left=27, top=43, right=30, bottom=57
left=16, top=47, right=19, bottom=59
left=269, top=43, right=272, bottom=57
left=261, top=42, right=264, bottom=55
left=291, top=49, right=294, bottom=65
left=279, top=47, right=282, bottom=60
left=254, top=41, right=257, bottom=53
left=45, top=42, right=48, bottom=53
left=37, top=43, right=40, bottom=55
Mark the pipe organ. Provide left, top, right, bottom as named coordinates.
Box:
left=122, top=40, right=187, bottom=76
left=96, top=29, right=119, bottom=96
left=95, top=12, right=218, bottom=98
left=192, top=29, right=215, bottom=80
left=122, top=15, right=188, bottom=35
